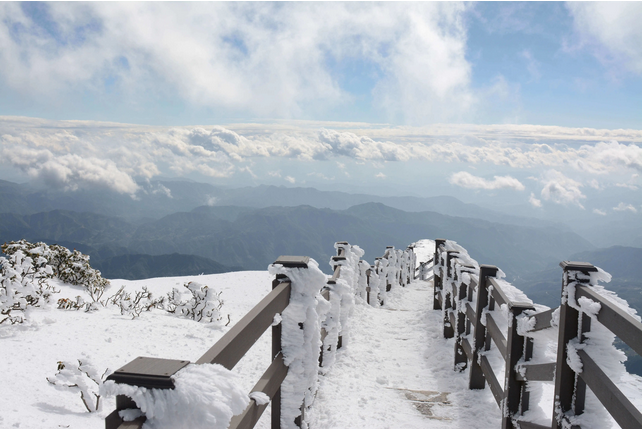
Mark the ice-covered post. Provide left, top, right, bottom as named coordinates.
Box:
left=501, top=302, right=534, bottom=429
left=442, top=250, right=459, bottom=339
left=469, top=264, right=498, bottom=390
left=104, top=357, right=190, bottom=429
left=269, top=255, right=328, bottom=429
left=433, top=239, right=446, bottom=310
left=553, top=261, right=596, bottom=429
left=453, top=269, right=470, bottom=371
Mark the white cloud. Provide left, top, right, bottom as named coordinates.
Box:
left=539, top=170, right=586, bottom=208
left=592, top=208, right=606, bottom=216
left=566, top=2, right=642, bottom=74
left=0, top=117, right=641, bottom=195
left=521, top=49, right=541, bottom=82
left=0, top=2, right=475, bottom=124
left=613, top=202, right=637, bottom=213
left=0, top=143, right=139, bottom=195
left=449, top=171, right=525, bottom=191
left=375, top=172, right=386, bottom=179
left=284, top=176, right=296, bottom=184
left=588, top=179, right=602, bottom=190
left=529, top=193, right=542, bottom=207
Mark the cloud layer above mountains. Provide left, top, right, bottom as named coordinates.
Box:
left=0, top=116, right=640, bottom=213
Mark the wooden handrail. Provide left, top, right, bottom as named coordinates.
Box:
left=197, top=281, right=291, bottom=366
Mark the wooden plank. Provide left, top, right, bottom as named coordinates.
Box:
left=488, top=277, right=532, bottom=310
left=465, top=302, right=476, bottom=324
left=515, top=421, right=551, bottom=429
left=228, top=353, right=288, bottom=429
left=576, top=285, right=642, bottom=355
left=461, top=337, right=473, bottom=360
left=486, top=313, right=507, bottom=359
left=107, top=357, right=190, bottom=389
left=515, top=362, right=556, bottom=382
left=449, top=311, right=456, bottom=331
left=488, top=278, right=508, bottom=307
left=480, top=354, right=503, bottom=407
left=530, top=307, right=557, bottom=332
left=578, top=349, right=642, bottom=429
left=196, top=282, right=291, bottom=367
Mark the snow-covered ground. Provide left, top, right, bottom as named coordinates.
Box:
left=0, top=270, right=275, bottom=429
left=1, top=239, right=640, bottom=429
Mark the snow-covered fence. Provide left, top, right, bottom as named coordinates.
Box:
left=103, top=241, right=415, bottom=429
left=368, top=245, right=416, bottom=306
left=432, top=238, right=642, bottom=429
left=551, top=262, right=642, bottom=429
left=104, top=255, right=311, bottom=429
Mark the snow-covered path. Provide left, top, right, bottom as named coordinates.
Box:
left=307, top=278, right=501, bottom=429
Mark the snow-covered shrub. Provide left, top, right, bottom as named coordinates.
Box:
left=166, top=281, right=226, bottom=323
left=2, top=240, right=109, bottom=301
left=103, top=285, right=165, bottom=319
left=0, top=250, right=57, bottom=324
left=57, top=296, right=88, bottom=311
left=47, top=359, right=108, bottom=413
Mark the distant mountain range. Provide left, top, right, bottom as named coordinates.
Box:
left=1, top=178, right=640, bottom=373
left=1, top=200, right=593, bottom=276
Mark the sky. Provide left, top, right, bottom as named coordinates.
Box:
left=0, top=2, right=641, bottom=221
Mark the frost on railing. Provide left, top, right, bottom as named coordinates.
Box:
left=431, top=238, right=642, bottom=429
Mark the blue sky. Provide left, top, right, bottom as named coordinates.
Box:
left=0, top=2, right=640, bottom=223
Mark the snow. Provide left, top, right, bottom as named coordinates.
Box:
left=101, top=363, right=250, bottom=429
left=0, top=270, right=275, bottom=429
left=1, top=238, right=641, bottom=429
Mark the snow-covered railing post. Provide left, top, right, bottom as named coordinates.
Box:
left=501, top=301, right=535, bottom=429
left=553, top=261, right=642, bottom=429
left=268, top=255, right=328, bottom=429
left=469, top=264, right=499, bottom=390
left=433, top=239, right=446, bottom=310
left=452, top=262, right=478, bottom=372
left=442, top=250, right=459, bottom=339
left=104, top=357, right=190, bottom=429
left=553, top=261, right=596, bottom=428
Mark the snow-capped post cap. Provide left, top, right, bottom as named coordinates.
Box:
left=336, top=241, right=349, bottom=245
left=559, top=261, right=598, bottom=273
left=107, top=356, right=190, bottom=389
left=273, top=256, right=310, bottom=268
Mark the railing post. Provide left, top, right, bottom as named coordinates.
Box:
left=433, top=239, right=446, bottom=310
left=502, top=303, right=534, bottom=429
left=553, top=261, right=596, bottom=429
left=469, top=264, right=498, bottom=390
left=453, top=276, right=469, bottom=371
left=272, top=274, right=286, bottom=429
left=442, top=250, right=459, bottom=339
left=104, top=357, right=190, bottom=429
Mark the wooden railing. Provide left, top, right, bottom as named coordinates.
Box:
left=432, top=238, right=642, bottom=429
left=104, top=242, right=415, bottom=429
